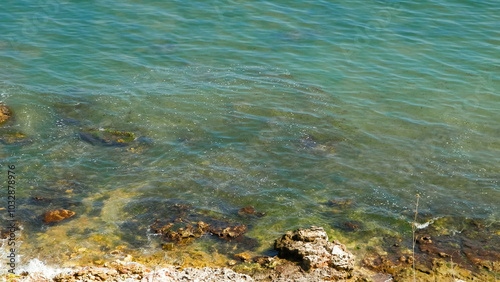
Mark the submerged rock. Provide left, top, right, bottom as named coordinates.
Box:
left=153, top=221, right=210, bottom=245
left=152, top=216, right=249, bottom=245
left=298, top=134, right=337, bottom=154
left=238, top=206, right=266, bottom=217
left=0, top=103, right=12, bottom=124
left=274, top=226, right=354, bottom=279
left=362, top=216, right=500, bottom=281
left=0, top=131, right=29, bottom=145
left=327, top=198, right=353, bottom=208
left=56, top=117, right=82, bottom=127
left=340, top=221, right=362, bottom=232
left=43, top=209, right=76, bottom=223
left=210, top=224, right=247, bottom=240
left=79, top=128, right=136, bottom=147
left=153, top=219, right=248, bottom=244
left=413, top=217, right=500, bottom=271
left=299, top=134, right=319, bottom=149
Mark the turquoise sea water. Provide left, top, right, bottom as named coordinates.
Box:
left=1, top=0, right=499, bottom=268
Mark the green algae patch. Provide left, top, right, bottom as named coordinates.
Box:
left=232, top=261, right=263, bottom=273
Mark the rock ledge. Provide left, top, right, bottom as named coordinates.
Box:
left=274, top=226, right=354, bottom=279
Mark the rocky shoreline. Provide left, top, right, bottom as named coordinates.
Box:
left=3, top=225, right=499, bottom=282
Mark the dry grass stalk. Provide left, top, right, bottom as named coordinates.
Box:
left=412, top=194, right=420, bottom=282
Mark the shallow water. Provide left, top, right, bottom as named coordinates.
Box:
left=1, top=0, right=499, bottom=270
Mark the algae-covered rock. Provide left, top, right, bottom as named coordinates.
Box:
left=327, top=198, right=354, bottom=208
left=152, top=218, right=248, bottom=245
left=298, top=134, right=337, bottom=154
left=79, top=128, right=136, bottom=147
left=339, top=221, right=362, bottom=232
left=153, top=221, right=210, bottom=245
left=210, top=224, right=247, bottom=240
left=150, top=202, right=253, bottom=248
left=0, top=131, right=29, bottom=145
left=0, top=103, right=12, bottom=124
left=274, top=226, right=354, bottom=279
left=362, top=216, right=500, bottom=281
left=234, top=252, right=253, bottom=262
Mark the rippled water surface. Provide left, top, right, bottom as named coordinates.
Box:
left=1, top=0, right=499, bottom=269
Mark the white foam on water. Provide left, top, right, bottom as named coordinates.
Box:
left=17, top=258, right=72, bottom=279
left=0, top=238, right=10, bottom=276
left=0, top=225, right=70, bottom=279
left=414, top=217, right=440, bottom=230
left=0, top=224, right=23, bottom=276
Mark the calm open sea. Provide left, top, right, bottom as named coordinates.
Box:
left=1, top=0, right=499, bottom=270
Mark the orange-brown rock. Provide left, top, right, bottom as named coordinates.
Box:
left=43, top=209, right=76, bottom=223
left=238, top=206, right=266, bottom=217
left=0, top=104, right=12, bottom=124
left=238, top=206, right=256, bottom=215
